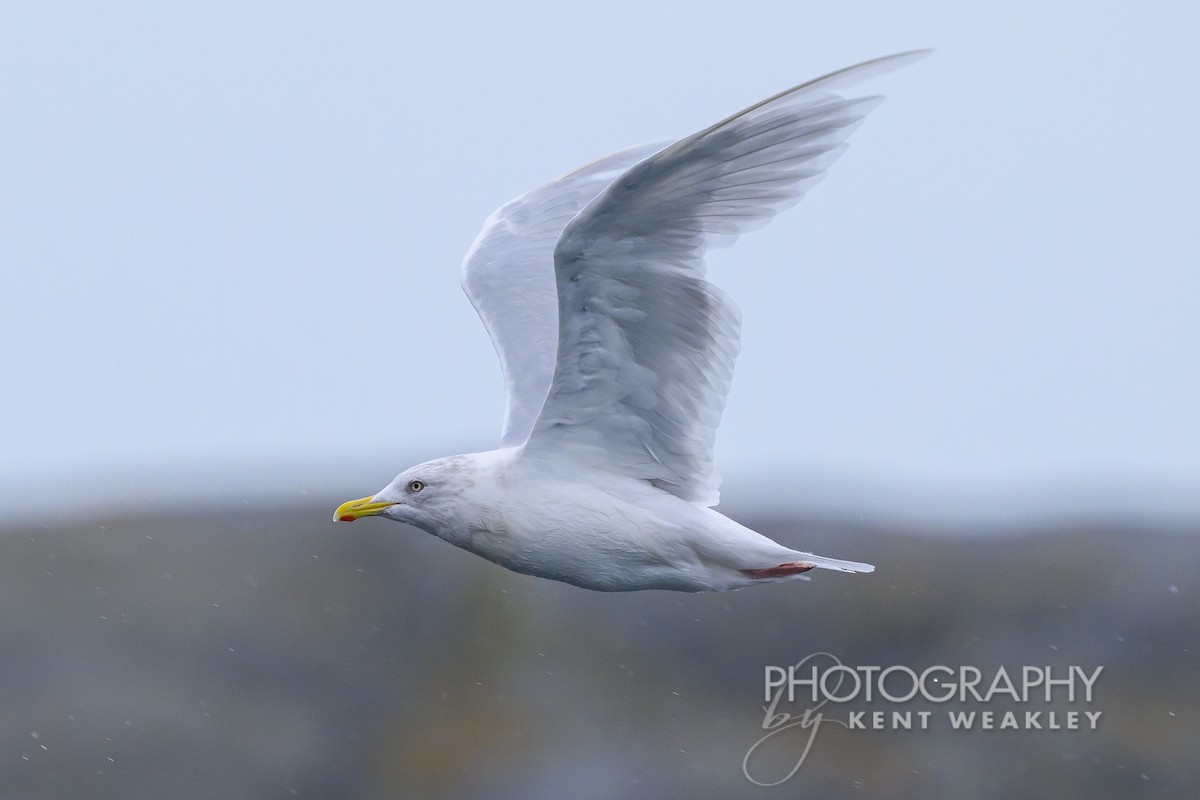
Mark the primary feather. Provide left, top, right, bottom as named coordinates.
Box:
left=523, top=52, right=926, bottom=505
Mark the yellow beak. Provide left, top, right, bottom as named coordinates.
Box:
left=333, top=496, right=396, bottom=522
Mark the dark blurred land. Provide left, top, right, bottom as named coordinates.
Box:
left=1, top=500, right=1196, bottom=799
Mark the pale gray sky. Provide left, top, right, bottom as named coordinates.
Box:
left=2, top=1, right=1197, bottom=518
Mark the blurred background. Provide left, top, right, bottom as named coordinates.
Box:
left=1, top=1, right=1196, bottom=798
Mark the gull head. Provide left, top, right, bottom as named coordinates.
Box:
left=333, top=455, right=475, bottom=536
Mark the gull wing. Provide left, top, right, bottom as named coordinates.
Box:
left=523, top=52, right=928, bottom=505
left=461, top=142, right=670, bottom=447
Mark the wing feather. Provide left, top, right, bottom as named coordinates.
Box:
left=461, top=142, right=669, bottom=446
left=522, top=52, right=927, bottom=504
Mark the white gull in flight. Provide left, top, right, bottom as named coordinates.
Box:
left=335, top=52, right=927, bottom=591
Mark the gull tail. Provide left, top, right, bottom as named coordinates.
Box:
left=694, top=509, right=876, bottom=585
left=739, top=554, right=873, bottom=578
left=739, top=552, right=874, bottom=581
left=798, top=552, right=876, bottom=574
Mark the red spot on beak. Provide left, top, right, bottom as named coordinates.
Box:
left=338, top=515, right=356, bottom=522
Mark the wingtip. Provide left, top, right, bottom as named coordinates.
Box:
left=813, top=49, right=934, bottom=91
left=885, top=47, right=936, bottom=63
left=861, top=49, right=935, bottom=70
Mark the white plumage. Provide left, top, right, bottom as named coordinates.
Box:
left=335, top=52, right=926, bottom=592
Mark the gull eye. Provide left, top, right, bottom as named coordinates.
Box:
left=407, top=479, right=425, bottom=493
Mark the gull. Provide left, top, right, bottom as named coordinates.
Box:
left=335, top=52, right=926, bottom=592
